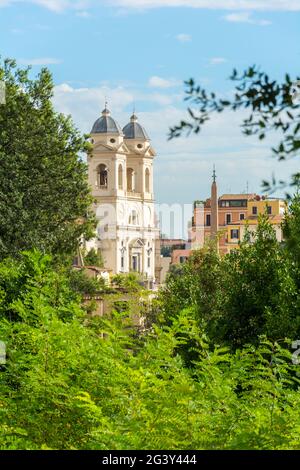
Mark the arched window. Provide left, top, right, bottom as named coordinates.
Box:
left=118, top=164, right=123, bottom=190
left=129, top=210, right=139, bottom=226
left=145, top=168, right=150, bottom=193
left=97, top=164, right=108, bottom=189
left=127, top=168, right=134, bottom=191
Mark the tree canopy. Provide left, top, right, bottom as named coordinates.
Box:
left=2, top=58, right=300, bottom=451
left=169, top=66, right=300, bottom=193
left=1, top=250, right=300, bottom=450
left=160, top=210, right=300, bottom=349
left=0, top=58, right=94, bottom=259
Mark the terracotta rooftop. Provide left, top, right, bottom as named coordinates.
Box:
left=219, top=194, right=256, bottom=200
left=160, top=238, right=186, bottom=245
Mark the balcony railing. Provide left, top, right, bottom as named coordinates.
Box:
left=126, top=191, right=142, bottom=198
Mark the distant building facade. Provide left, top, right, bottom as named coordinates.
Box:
left=85, top=107, right=160, bottom=284
left=191, top=174, right=286, bottom=255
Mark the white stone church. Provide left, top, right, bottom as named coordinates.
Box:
left=85, top=106, right=160, bottom=285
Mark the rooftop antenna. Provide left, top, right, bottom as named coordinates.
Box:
left=246, top=181, right=249, bottom=194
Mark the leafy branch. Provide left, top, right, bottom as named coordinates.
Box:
left=169, top=66, right=300, bottom=193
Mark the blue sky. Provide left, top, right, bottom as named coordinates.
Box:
left=1, top=0, right=300, bottom=205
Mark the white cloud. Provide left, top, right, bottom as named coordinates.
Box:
left=148, top=93, right=174, bottom=106
left=148, top=76, right=179, bottom=89
left=52, top=82, right=180, bottom=130
left=51, top=82, right=298, bottom=206
left=52, top=83, right=134, bottom=133
left=176, top=33, right=192, bottom=42
left=1, top=0, right=300, bottom=12
left=209, top=57, right=227, bottom=65
left=0, top=0, right=88, bottom=12
left=34, top=0, right=91, bottom=12
left=105, top=0, right=300, bottom=12
left=19, top=57, right=62, bottom=65
left=27, top=0, right=72, bottom=12
left=225, top=11, right=251, bottom=21
left=224, top=11, right=271, bottom=25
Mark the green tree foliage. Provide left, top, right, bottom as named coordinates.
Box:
left=1, top=253, right=300, bottom=450
left=161, top=214, right=300, bottom=349
left=283, top=191, right=300, bottom=269
left=0, top=249, right=81, bottom=323
left=169, top=66, right=300, bottom=192
left=111, top=272, right=143, bottom=292
left=160, top=243, right=223, bottom=333
left=219, top=216, right=299, bottom=347
left=84, top=248, right=104, bottom=268
left=0, top=58, right=94, bottom=259
left=68, top=268, right=106, bottom=296
left=2, top=58, right=300, bottom=450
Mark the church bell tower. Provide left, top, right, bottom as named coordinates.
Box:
left=86, top=106, right=159, bottom=283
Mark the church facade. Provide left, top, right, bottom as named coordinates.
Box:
left=86, top=107, right=159, bottom=283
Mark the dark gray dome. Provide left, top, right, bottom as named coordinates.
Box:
left=91, top=107, right=122, bottom=134
left=123, top=113, right=149, bottom=140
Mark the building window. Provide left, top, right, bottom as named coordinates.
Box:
left=267, top=206, right=272, bottom=215
left=132, top=255, right=138, bottom=272
left=118, top=164, right=123, bottom=190
left=252, top=206, right=258, bottom=215
left=231, top=229, right=239, bottom=239
left=206, top=214, right=211, bottom=226
left=121, top=256, right=124, bottom=269
left=147, top=256, right=151, bottom=268
left=231, top=200, right=246, bottom=207
left=145, top=168, right=150, bottom=193
left=220, top=200, right=247, bottom=208
left=180, top=256, right=186, bottom=264
left=226, top=213, right=231, bottom=225
left=97, top=164, right=108, bottom=188
left=129, top=210, right=139, bottom=225
left=240, top=213, right=245, bottom=220
left=127, top=168, right=134, bottom=191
